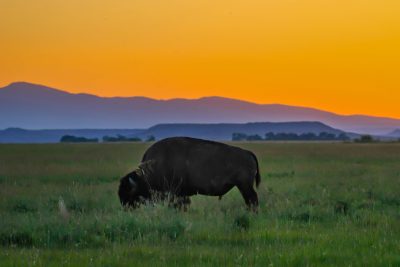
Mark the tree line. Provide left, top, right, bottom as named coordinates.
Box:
left=60, top=135, right=155, bottom=143
left=232, top=132, right=351, bottom=141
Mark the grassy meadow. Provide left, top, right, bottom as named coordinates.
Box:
left=0, top=142, right=400, bottom=266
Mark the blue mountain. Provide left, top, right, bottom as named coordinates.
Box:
left=1, top=82, right=400, bottom=135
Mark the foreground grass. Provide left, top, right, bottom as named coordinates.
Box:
left=0, top=142, right=400, bottom=266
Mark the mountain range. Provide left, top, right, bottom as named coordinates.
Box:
left=1, top=82, right=400, bottom=135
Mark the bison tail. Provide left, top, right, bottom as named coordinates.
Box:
left=251, top=152, right=261, bottom=188
left=255, top=168, right=261, bottom=188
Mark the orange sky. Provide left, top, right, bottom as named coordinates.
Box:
left=1, top=0, right=400, bottom=118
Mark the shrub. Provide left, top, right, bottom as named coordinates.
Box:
left=156, top=219, right=185, bottom=240
left=60, top=135, right=98, bottom=143
left=102, top=135, right=142, bottom=142
left=146, top=135, right=156, bottom=142
left=354, top=135, right=375, bottom=143
left=334, top=201, right=349, bottom=215
left=9, top=199, right=38, bottom=213
left=0, top=231, right=33, bottom=246
left=232, top=133, right=248, bottom=141
left=234, top=214, right=250, bottom=231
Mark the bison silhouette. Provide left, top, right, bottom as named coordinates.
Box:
left=118, top=137, right=261, bottom=211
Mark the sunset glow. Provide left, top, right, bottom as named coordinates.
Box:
left=1, top=0, right=400, bottom=117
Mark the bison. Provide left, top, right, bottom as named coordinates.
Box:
left=118, top=137, right=261, bottom=211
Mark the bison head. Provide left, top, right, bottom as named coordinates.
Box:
left=118, top=161, right=154, bottom=208
left=118, top=171, right=145, bottom=208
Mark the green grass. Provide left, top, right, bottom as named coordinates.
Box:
left=1, top=142, right=400, bottom=266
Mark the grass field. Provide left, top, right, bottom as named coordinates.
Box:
left=0, top=142, right=400, bottom=266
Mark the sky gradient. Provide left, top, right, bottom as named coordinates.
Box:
left=1, top=0, right=400, bottom=118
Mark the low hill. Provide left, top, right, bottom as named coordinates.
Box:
left=136, top=121, right=345, bottom=141
left=0, top=122, right=347, bottom=143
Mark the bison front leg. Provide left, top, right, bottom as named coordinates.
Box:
left=167, top=194, right=191, bottom=211
left=179, top=196, right=191, bottom=212
left=237, top=185, right=259, bottom=213
left=171, top=196, right=191, bottom=211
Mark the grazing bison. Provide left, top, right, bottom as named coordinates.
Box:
left=118, top=137, right=261, bottom=211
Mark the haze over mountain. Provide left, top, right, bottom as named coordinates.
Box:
left=387, top=129, right=400, bottom=137
left=1, top=82, right=400, bottom=135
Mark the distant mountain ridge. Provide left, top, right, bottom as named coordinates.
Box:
left=1, top=82, right=400, bottom=134
left=138, top=121, right=346, bottom=141
left=0, top=121, right=346, bottom=143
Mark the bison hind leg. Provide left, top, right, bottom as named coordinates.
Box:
left=170, top=196, right=191, bottom=212
left=180, top=196, right=191, bottom=212
left=237, top=184, right=259, bottom=213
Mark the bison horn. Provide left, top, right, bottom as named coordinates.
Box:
left=134, top=168, right=144, bottom=176
left=128, top=177, right=137, bottom=188
left=138, top=160, right=155, bottom=172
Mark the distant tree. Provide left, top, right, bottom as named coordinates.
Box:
left=60, top=135, right=98, bottom=143
left=232, top=133, right=248, bottom=141
left=102, top=135, right=116, bottom=142
left=337, top=133, right=350, bottom=141
left=361, top=135, right=374, bottom=143
left=355, top=135, right=374, bottom=143
left=246, top=134, right=263, bottom=141
left=102, top=135, right=142, bottom=142
left=235, top=131, right=348, bottom=142
left=287, top=133, right=299, bottom=140
left=275, top=133, right=292, bottom=140
left=265, top=132, right=276, bottom=140
left=274, top=133, right=284, bottom=140
left=146, top=135, right=156, bottom=142
left=299, top=132, right=317, bottom=140
left=318, top=132, right=336, bottom=140
left=264, top=132, right=347, bottom=141
left=128, top=137, right=142, bottom=142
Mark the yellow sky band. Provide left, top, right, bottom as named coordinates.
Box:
left=1, top=0, right=399, bottom=118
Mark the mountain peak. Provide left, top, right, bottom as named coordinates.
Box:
left=6, top=81, right=46, bottom=89
left=1, top=81, right=74, bottom=98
